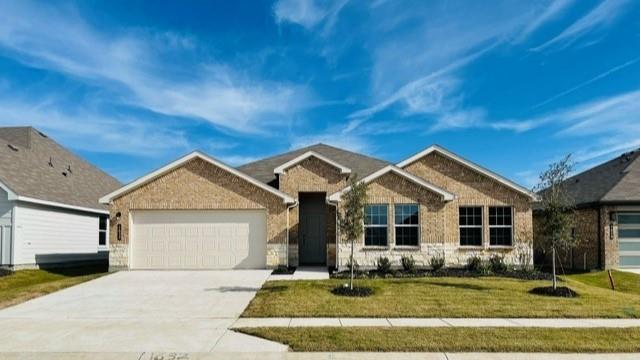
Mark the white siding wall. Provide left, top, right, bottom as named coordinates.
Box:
left=0, top=189, right=13, bottom=265
left=14, top=202, right=101, bottom=265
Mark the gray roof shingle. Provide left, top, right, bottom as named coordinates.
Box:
left=237, top=143, right=390, bottom=186
left=553, top=149, right=640, bottom=206
left=0, top=127, right=122, bottom=211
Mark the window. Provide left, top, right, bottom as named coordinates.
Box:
left=365, top=204, right=388, bottom=246
left=489, top=206, right=512, bottom=246
left=459, top=207, right=482, bottom=246
left=395, top=204, right=419, bottom=246
left=99, top=216, right=108, bottom=246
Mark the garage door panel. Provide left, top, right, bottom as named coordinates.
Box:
left=619, top=212, right=640, bottom=268
left=131, top=210, right=266, bottom=269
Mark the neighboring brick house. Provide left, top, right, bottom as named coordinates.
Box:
left=533, top=149, right=640, bottom=270
left=100, top=144, right=537, bottom=270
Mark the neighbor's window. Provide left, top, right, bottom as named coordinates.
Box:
left=365, top=204, right=388, bottom=246
left=395, top=204, right=419, bottom=246
left=99, top=216, right=108, bottom=246
left=489, top=206, right=513, bottom=246
left=459, top=207, right=482, bottom=246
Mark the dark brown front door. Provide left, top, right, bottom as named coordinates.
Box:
left=299, top=193, right=327, bottom=265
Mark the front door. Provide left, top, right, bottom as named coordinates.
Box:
left=299, top=193, right=327, bottom=265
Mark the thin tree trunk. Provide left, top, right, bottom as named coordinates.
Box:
left=552, top=246, right=557, bottom=290
left=349, top=238, right=355, bottom=290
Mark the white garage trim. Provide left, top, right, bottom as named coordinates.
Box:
left=129, top=210, right=268, bottom=270
left=100, top=151, right=295, bottom=204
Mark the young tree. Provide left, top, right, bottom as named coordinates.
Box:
left=535, top=155, right=579, bottom=290
left=338, top=175, right=368, bottom=290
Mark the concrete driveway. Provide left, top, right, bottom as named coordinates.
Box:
left=0, top=270, right=287, bottom=353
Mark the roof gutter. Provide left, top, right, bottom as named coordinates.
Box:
left=14, top=196, right=108, bottom=215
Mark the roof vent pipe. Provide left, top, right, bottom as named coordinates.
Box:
left=7, top=144, right=18, bottom=151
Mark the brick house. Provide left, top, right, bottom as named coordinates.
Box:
left=100, top=144, right=537, bottom=270
left=534, top=149, right=640, bottom=270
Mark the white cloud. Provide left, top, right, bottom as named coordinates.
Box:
left=532, top=0, right=631, bottom=51
left=514, top=0, right=576, bottom=43
left=0, top=100, right=190, bottom=156
left=531, top=56, right=640, bottom=109
left=493, top=90, right=640, bottom=169
left=273, top=0, right=348, bottom=33
left=0, top=1, right=313, bottom=135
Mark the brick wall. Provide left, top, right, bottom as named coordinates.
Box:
left=108, top=158, right=288, bottom=269
left=533, top=207, right=601, bottom=270
left=278, top=156, right=348, bottom=267
left=338, top=152, right=534, bottom=269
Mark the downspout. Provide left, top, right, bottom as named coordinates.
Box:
left=597, top=207, right=602, bottom=270
left=326, top=197, right=339, bottom=270
left=286, top=200, right=298, bottom=268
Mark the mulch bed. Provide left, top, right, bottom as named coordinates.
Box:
left=331, top=285, right=374, bottom=297
left=332, top=268, right=552, bottom=281
left=530, top=286, right=578, bottom=298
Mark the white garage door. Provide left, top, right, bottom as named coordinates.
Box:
left=131, top=210, right=267, bottom=269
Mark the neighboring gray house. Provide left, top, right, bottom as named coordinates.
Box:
left=0, top=127, right=121, bottom=269
left=534, top=149, right=640, bottom=270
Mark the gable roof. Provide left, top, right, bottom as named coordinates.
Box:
left=0, top=127, right=121, bottom=213
left=274, top=151, right=351, bottom=175
left=550, top=149, right=640, bottom=206
left=238, top=143, right=389, bottom=186
left=397, top=144, right=538, bottom=200
left=328, top=165, right=455, bottom=202
left=99, top=151, right=295, bottom=204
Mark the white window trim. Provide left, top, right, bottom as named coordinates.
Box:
left=488, top=206, right=514, bottom=247
left=459, top=206, right=483, bottom=247
left=364, top=204, right=389, bottom=247
left=98, top=216, right=109, bottom=250
left=394, top=204, right=420, bottom=248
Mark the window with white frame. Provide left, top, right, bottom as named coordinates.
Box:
left=459, top=207, right=482, bottom=246
left=365, top=204, right=388, bottom=246
left=489, top=206, right=513, bottom=246
left=395, top=204, right=419, bottom=246
left=99, top=216, right=108, bottom=247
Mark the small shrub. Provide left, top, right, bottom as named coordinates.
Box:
left=271, top=266, right=295, bottom=275
left=346, top=258, right=360, bottom=274
left=429, top=254, right=445, bottom=271
left=401, top=255, right=416, bottom=273
left=467, top=255, right=483, bottom=272
left=489, top=254, right=507, bottom=273
left=376, top=256, right=391, bottom=274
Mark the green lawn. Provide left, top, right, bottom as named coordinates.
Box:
left=237, top=327, right=640, bottom=352
left=565, top=270, right=640, bottom=295
left=243, top=275, right=640, bottom=318
left=0, top=266, right=107, bottom=309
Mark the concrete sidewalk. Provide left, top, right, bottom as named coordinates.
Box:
left=0, top=352, right=638, bottom=360
left=234, top=317, right=640, bottom=328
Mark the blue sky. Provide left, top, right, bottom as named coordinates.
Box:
left=0, top=0, right=638, bottom=187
